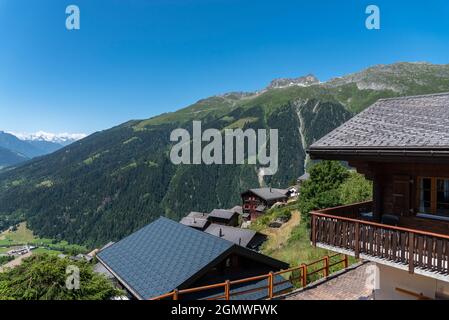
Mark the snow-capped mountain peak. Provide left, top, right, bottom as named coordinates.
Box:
left=7, top=131, right=87, bottom=146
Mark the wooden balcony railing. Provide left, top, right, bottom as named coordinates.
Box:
left=149, top=253, right=348, bottom=300
left=311, top=203, right=449, bottom=275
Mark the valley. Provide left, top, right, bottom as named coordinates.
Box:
left=0, top=62, right=449, bottom=248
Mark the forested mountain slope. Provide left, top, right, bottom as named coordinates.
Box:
left=0, top=62, right=448, bottom=247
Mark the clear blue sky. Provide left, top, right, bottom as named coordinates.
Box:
left=1, top=0, right=448, bottom=134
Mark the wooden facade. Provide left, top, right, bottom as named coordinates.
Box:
left=309, top=158, right=449, bottom=276
left=307, top=93, right=449, bottom=295
left=241, top=189, right=287, bottom=221
left=349, top=160, right=449, bottom=235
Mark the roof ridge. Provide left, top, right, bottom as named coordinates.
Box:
left=376, top=91, right=449, bottom=102
left=161, top=216, right=239, bottom=245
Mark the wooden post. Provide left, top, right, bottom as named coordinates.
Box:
left=224, top=280, right=230, bottom=300
left=354, top=222, right=360, bottom=259
left=268, top=272, right=274, bottom=299
left=301, top=264, right=307, bottom=287
left=343, top=255, right=349, bottom=268
left=312, top=214, right=317, bottom=246
left=408, top=232, right=415, bottom=274
left=324, top=256, right=329, bottom=277
left=173, top=289, right=179, bottom=300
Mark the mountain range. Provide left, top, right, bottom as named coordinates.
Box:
left=0, top=62, right=448, bottom=247
left=0, top=131, right=86, bottom=168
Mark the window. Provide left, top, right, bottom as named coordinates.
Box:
left=417, top=177, right=449, bottom=217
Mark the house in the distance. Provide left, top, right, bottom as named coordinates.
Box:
left=241, top=188, right=288, bottom=221
left=308, top=93, right=449, bottom=300
left=180, top=211, right=210, bottom=231
left=204, top=224, right=267, bottom=250
left=207, top=209, right=239, bottom=227
left=297, top=172, right=310, bottom=189
left=96, top=217, right=291, bottom=300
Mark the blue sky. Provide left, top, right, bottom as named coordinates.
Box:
left=0, top=0, right=448, bottom=134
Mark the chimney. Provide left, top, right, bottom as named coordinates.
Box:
left=238, top=238, right=241, bottom=246
left=270, top=187, right=272, bottom=192
left=219, top=228, right=223, bottom=237
left=193, top=217, right=196, bottom=224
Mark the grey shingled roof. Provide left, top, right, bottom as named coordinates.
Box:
left=245, top=188, right=288, bottom=202
left=97, top=217, right=233, bottom=299
left=204, top=224, right=257, bottom=247
left=208, top=209, right=237, bottom=220
left=310, top=92, right=449, bottom=151
left=297, top=172, right=310, bottom=181
left=230, top=205, right=243, bottom=215
left=187, top=211, right=209, bottom=219
left=97, top=217, right=288, bottom=299
left=180, top=216, right=210, bottom=229
left=93, top=262, right=115, bottom=280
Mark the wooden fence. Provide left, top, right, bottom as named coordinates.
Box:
left=150, top=253, right=348, bottom=300
left=311, top=211, right=449, bottom=275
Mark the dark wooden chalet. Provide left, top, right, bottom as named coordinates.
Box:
left=208, top=209, right=239, bottom=227
left=241, top=188, right=288, bottom=221
left=97, top=217, right=290, bottom=300
left=308, top=93, right=449, bottom=298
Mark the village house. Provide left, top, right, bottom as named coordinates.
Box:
left=203, top=224, right=267, bottom=250
left=241, top=188, right=288, bottom=221
left=308, top=93, right=449, bottom=300
left=180, top=211, right=210, bottom=231
left=297, top=172, right=310, bottom=191
left=207, top=209, right=239, bottom=227
left=96, top=217, right=291, bottom=300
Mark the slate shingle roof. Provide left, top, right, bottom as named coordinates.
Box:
left=187, top=211, right=209, bottom=219
left=297, top=172, right=310, bottom=182
left=310, top=92, right=449, bottom=151
left=230, top=205, right=243, bottom=215
left=97, top=217, right=289, bottom=299
left=204, top=224, right=257, bottom=247
left=244, top=188, right=288, bottom=202
left=97, top=217, right=233, bottom=299
left=208, top=209, right=237, bottom=220
left=180, top=216, right=210, bottom=230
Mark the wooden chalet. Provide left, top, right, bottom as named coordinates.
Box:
left=97, top=217, right=290, bottom=300
left=208, top=209, right=239, bottom=227
left=308, top=93, right=449, bottom=299
left=241, top=188, right=288, bottom=221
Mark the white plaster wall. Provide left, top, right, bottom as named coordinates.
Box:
left=373, top=263, right=449, bottom=300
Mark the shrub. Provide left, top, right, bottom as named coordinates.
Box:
left=0, top=254, right=122, bottom=300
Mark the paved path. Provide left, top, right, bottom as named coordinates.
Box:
left=284, top=262, right=374, bottom=300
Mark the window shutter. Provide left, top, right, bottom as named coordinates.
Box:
left=392, top=175, right=411, bottom=216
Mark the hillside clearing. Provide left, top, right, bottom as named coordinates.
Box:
left=0, top=222, right=87, bottom=254
left=252, top=205, right=355, bottom=268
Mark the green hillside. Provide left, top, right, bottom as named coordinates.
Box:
left=0, top=146, right=28, bottom=169
left=0, top=62, right=448, bottom=247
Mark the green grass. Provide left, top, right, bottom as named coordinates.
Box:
left=251, top=204, right=357, bottom=286
left=32, top=247, right=62, bottom=256
left=0, top=222, right=35, bottom=244
left=256, top=211, right=330, bottom=267
left=0, top=222, right=88, bottom=255
left=35, top=180, right=54, bottom=188
left=224, top=117, right=259, bottom=129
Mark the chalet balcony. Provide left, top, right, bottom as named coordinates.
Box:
left=310, top=201, right=449, bottom=279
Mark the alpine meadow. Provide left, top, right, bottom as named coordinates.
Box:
left=1, top=62, right=449, bottom=247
